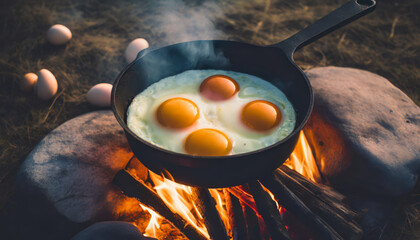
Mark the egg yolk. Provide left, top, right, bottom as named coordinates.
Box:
left=156, top=98, right=199, bottom=129
left=184, top=129, right=232, bottom=156
left=199, top=75, right=240, bottom=101
left=241, top=100, right=282, bottom=131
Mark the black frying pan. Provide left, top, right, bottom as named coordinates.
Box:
left=112, top=0, right=376, bottom=188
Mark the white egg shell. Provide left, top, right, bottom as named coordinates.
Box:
left=86, top=83, right=113, bottom=107
left=35, top=69, right=58, bottom=100
left=124, top=38, right=149, bottom=63
left=20, top=73, right=38, bottom=92
left=47, top=24, right=72, bottom=45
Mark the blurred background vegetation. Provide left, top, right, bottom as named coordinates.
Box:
left=0, top=0, right=419, bottom=239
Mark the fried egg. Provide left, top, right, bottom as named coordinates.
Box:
left=127, top=70, right=295, bottom=156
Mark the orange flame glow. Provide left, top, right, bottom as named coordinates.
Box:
left=209, top=189, right=231, bottom=235
left=132, top=131, right=319, bottom=238
left=284, top=131, right=321, bottom=182
left=149, top=171, right=210, bottom=239
left=140, top=204, right=162, bottom=237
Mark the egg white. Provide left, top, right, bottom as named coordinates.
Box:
left=127, top=70, right=296, bottom=155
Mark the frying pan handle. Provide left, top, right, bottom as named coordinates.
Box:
left=269, top=0, right=376, bottom=58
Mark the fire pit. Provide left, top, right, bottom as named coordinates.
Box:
left=111, top=131, right=362, bottom=240
left=6, top=67, right=419, bottom=240
left=1, top=0, right=419, bottom=238
left=106, top=2, right=378, bottom=238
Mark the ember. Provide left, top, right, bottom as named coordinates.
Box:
left=113, top=131, right=363, bottom=240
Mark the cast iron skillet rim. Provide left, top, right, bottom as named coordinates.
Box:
left=111, top=40, right=314, bottom=160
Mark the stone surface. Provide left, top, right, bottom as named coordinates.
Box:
left=16, top=110, right=135, bottom=223
left=72, top=221, right=155, bottom=240
left=5, top=110, right=172, bottom=239
left=303, top=67, right=420, bottom=197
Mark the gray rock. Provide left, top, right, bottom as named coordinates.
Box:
left=72, top=221, right=155, bottom=240
left=304, top=67, right=420, bottom=197
left=17, top=110, right=135, bottom=223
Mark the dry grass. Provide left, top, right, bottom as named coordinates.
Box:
left=0, top=0, right=419, bottom=239
left=389, top=182, right=420, bottom=240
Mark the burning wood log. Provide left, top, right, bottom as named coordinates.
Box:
left=280, top=166, right=342, bottom=199
left=241, top=202, right=264, bottom=240
left=228, top=186, right=269, bottom=240
left=191, top=187, right=229, bottom=240
left=278, top=165, right=360, bottom=219
left=260, top=175, right=343, bottom=240
left=274, top=166, right=364, bottom=239
left=113, top=170, right=208, bottom=240
left=248, top=181, right=292, bottom=240
left=223, top=190, right=247, bottom=240
left=227, top=186, right=257, bottom=212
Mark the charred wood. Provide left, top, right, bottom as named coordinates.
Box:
left=260, top=174, right=343, bottom=240
left=227, top=186, right=257, bottom=212
left=242, top=202, right=264, bottom=240
left=274, top=166, right=363, bottom=239
left=191, top=187, right=229, bottom=240
left=224, top=190, right=247, bottom=240
left=278, top=166, right=360, bottom=220
left=280, top=166, right=346, bottom=202
left=113, top=170, right=207, bottom=240
left=230, top=185, right=269, bottom=239
left=248, top=181, right=292, bottom=240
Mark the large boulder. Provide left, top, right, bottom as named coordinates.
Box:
left=303, top=67, right=420, bottom=197
left=16, top=110, right=135, bottom=223
left=4, top=110, right=174, bottom=239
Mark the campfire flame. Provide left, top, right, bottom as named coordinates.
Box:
left=134, top=131, right=319, bottom=239
left=148, top=171, right=210, bottom=239
left=209, top=189, right=231, bottom=235
left=140, top=204, right=162, bottom=237
left=284, top=131, right=321, bottom=182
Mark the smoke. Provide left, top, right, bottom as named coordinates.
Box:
left=132, top=0, right=231, bottom=76
left=149, top=0, right=225, bottom=45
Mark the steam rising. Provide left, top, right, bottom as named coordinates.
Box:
left=150, top=0, right=225, bottom=44
left=135, top=1, right=230, bottom=75
left=137, top=41, right=230, bottom=86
